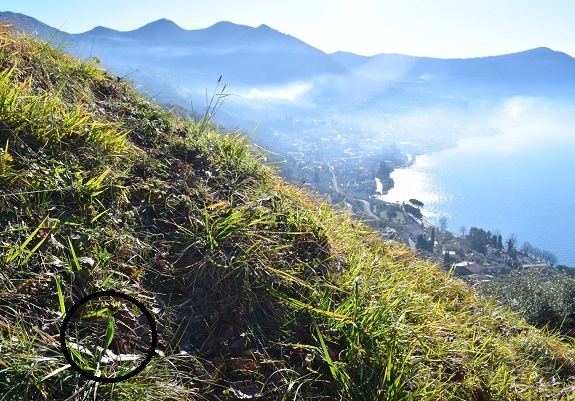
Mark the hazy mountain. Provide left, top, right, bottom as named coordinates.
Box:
left=2, top=11, right=575, bottom=104
left=331, top=47, right=575, bottom=96
left=65, top=18, right=347, bottom=86
left=0, top=11, right=65, bottom=40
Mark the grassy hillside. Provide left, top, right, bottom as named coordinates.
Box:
left=1, top=24, right=574, bottom=400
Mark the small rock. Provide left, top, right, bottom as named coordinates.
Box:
left=77, top=256, right=95, bottom=268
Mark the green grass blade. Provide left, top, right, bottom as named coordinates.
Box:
left=66, top=236, right=80, bottom=272
left=54, top=275, right=66, bottom=316
left=5, top=216, right=48, bottom=264
left=103, top=312, right=115, bottom=352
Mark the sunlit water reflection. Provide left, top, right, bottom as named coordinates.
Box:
left=378, top=123, right=575, bottom=267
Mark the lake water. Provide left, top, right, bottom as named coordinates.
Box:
left=378, top=107, right=575, bottom=267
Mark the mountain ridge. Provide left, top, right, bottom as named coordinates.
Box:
left=4, top=10, right=575, bottom=87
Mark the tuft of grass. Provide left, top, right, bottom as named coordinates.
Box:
left=0, top=67, right=129, bottom=155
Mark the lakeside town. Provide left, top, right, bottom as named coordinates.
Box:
left=341, top=194, right=567, bottom=281
left=258, top=114, right=569, bottom=278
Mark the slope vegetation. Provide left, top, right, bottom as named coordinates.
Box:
left=1, top=24, right=575, bottom=400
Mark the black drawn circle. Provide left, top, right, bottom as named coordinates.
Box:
left=59, top=290, right=157, bottom=383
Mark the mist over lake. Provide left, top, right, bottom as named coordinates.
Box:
left=380, top=100, right=575, bottom=266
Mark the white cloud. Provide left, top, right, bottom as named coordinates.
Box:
left=501, top=96, right=535, bottom=121
left=244, top=82, right=312, bottom=102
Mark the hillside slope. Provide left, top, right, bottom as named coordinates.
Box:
left=1, top=24, right=575, bottom=401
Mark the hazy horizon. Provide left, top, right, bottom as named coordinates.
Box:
left=2, top=1, right=575, bottom=58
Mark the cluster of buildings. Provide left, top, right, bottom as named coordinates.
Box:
left=442, top=244, right=552, bottom=278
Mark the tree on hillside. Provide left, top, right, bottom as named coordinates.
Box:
left=507, top=233, right=518, bottom=253
left=430, top=228, right=435, bottom=250
left=468, top=227, right=490, bottom=254
left=532, top=247, right=543, bottom=261
left=520, top=242, right=557, bottom=267
left=521, top=241, right=534, bottom=257
left=459, top=226, right=467, bottom=236
left=439, top=216, right=447, bottom=230
left=443, top=250, right=452, bottom=269
left=416, top=234, right=426, bottom=251
left=376, top=161, right=391, bottom=180
left=541, top=250, right=558, bottom=267
left=404, top=203, right=423, bottom=219
left=416, top=233, right=434, bottom=251
left=498, top=235, right=503, bottom=250
left=408, top=199, right=424, bottom=208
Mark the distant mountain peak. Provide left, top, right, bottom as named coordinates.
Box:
left=0, top=10, right=63, bottom=39
left=211, top=20, right=238, bottom=28
left=83, top=25, right=119, bottom=36
left=498, top=47, right=574, bottom=62
left=125, top=18, right=187, bottom=41
left=527, top=46, right=553, bottom=53
left=137, top=18, right=183, bottom=31
left=207, top=20, right=252, bottom=32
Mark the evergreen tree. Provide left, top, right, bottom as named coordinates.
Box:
left=430, top=228, right=435, bottom=250
left=409, top=198, right=424, bottom=208
left=491, top=235, right=498, bottom=248
left=497, top=235, right=503, bottom=249
left=443, top=250, right=451, bottom=269
left=416, top=234, right=424, bottom=250
left=404, top=204, right=423, bottom=219
left=468, top=227, right=489, bottom=254
left=376, top=161, right=391, bottom=180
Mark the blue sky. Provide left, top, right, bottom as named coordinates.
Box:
left=2, top=0, right=574, bottom=58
